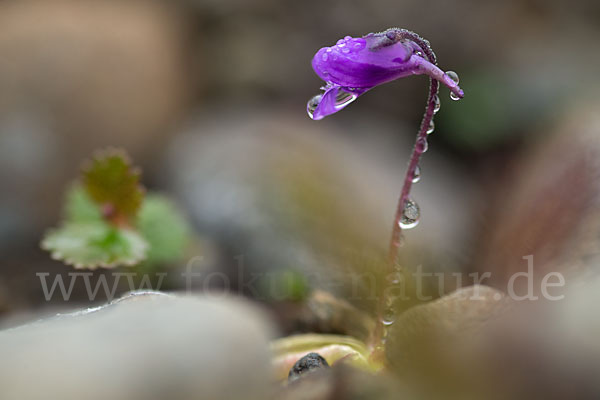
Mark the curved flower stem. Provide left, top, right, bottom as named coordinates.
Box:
left=389, top=78, right=439, bottom=267
left=369, top=30, right=441, bottom=355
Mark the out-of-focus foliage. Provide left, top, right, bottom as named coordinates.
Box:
left=41, top=223, right=148, bottom=269
left=64, top=185, right=103, bottom=223
left=137, top=195, right=190, bottom=267
left=41, top=150, right=190, bottom=270
left=439, top=71, right=565, bottom=151
left=256, top=269, right=310, bottom=302
left=82, top=149, right=144, bottom=222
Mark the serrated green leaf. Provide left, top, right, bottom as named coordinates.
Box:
left=64, top=184, right=102, bottom=223
left=137, top=195, right=190, bottom=266
left=41, top=222, right=148, bottom=269
left=82, top=148, right=144, bottom=220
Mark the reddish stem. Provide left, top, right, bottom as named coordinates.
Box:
left=388, top=78, right=439, bottom=267
left=369, top=30, right=440, bottom=353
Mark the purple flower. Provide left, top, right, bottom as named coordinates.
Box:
left=307, top=29, right=465, bottom=120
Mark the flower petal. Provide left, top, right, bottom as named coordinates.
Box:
left=311, top=35, right=417, bottom=89
left=309, top=85, right=370, bottom=120
left=310, top=30, right=465, bottom=114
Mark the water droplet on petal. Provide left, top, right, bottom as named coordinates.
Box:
left=446, top=70, right=460, bottom=84
left=426, top=120, right=435, bottom=135
left=321, top=53, right=328, bottom=62
left=342, top=47, right=350, bottom=54
left=450, top=92, right=461, bottom=101
left=334, top=89, right=357, bottom=110
left=412, top=165, right=421, bottom=183
left=416, top=137, right=428, bottom=153
left=400, top=198, right=420, bottom=229
left=307, top=94, right=322, bottom=119
left=344, top=35, right=352, bottom=40
left=433, top=95, right=441, bottom=113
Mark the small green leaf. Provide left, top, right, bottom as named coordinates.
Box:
left=82, top=148, right=144, bottom=220
left=258, top=269, right=310, bottom=302
left=136, top=195, right=190, bottom=266
left=64, top=184, right=102, bottom=223
left=41, top=222, right=148, bottom=269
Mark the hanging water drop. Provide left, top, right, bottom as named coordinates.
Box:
left=446, top=70, right=461, bottom=101
left=426, top=120, right=435, bottom=135
left=399, top=198, right=420, bottom=229
left=334, top=89, right=357, bottom=110
left=389, top=271, right=403, bottom=285
left=433, top=95, right=441, bottom=113
left=306, top=94, right=322, bottom=119
left=446, top=70, right=460, bottom=84
left=381, top=307, right=396, bottom=326
left=412, top=165, right=421, bottom=183
left=416, top=137, right=428, bottom=153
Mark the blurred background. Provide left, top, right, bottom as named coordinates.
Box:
left=1, top=0, right=600, bottom=396
left=1, top=0, right=599, bottom=311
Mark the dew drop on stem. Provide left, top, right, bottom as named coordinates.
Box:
left=433, top=94, right=441, bottom=114
left=389, top=271, right=403, bottom=284
left=426, top=120, right=435, bottom=135
left=400, top=198, right=420, bottom=229
left=381, top=307, right=396, bottom=326
left=412, top=164, right=421, bottom=183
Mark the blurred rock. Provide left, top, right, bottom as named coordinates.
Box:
left=474, top=105, right=600, bottom=291
left=0, top=291, right=275, bottom=400
left=0, top=279, right=8, bottom=315
left=163, top=107, right=478, bottom=313
left=480, top=275, right=600, bottom=399
left=283, top=290, right=375, bottom=343
left=0, top=0, right=191, bottom=239
left=387, top=280, right=600, bottom=399
left=385, top=285, right=512, bottom=397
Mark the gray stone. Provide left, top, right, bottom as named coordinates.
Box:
left=0, top=291, right=275, bottom=400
